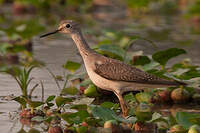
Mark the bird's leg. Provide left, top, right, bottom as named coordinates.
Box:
left=114, top=90, right=129, bottom=117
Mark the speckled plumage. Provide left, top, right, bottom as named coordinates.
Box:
left=94, top=58, right=183, bottom=86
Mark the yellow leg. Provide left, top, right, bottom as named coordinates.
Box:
left=114, top=91, right=129, bottom=117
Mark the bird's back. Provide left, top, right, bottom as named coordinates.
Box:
left=92, top=56, right=186, bottom=87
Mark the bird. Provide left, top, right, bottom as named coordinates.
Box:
left=40, top=20, right=186, bottom=117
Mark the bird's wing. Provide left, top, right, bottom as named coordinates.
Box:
left=94, top=58, right=183, bottom=86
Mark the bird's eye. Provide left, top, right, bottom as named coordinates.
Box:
left=66, top=24, right=71, bottom=28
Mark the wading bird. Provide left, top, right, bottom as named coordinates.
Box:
left=40, top=20, right=186, bottom=116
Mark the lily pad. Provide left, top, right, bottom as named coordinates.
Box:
left=132, top=56, right=151, bottom=66
left=90, top=105, right=136, bottom=123
left=45, top=95, right=56, bottom=103
left=152, top=48, right=186, bottom=66
left=63, top=60, right=81, bottom=73
left=135, top=92, right=152, bottom=103
left=55, top=96, right=72, bottom=107
left=61, top=86, right=78, bottom=95
left=176, top=112, right=200, bottom=129
left=96, top=44, right=125, bottom=60
left=61, top=110, right=89, bottom=124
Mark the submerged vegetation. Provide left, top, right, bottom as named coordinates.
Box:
left=0, top=0, right=200, bottom=133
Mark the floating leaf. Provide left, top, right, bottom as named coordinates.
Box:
left=63, top=61, right=81, bottom=72
left=100, top=102, right=115, bottom=109
left=9, top=45, right=27, bottom=53
left=17, top=128, right=26, bottom=133
left=61, top=110, right=89, bottom=124
left=135, top=92, right=152, bottom=103
left=188, top=125, right=200, bottom=133
left=0, top=43, right=11, bottom=55
left=70, top=104, right=88, bottom=110
left=72, top=97, right=95, bottom=105
left=27, top=128, right=40, bottom=133
left=31, top=116, right=45, bottom=122
left=143, top=62, right=160, bottom=71
left=152, top=48, right=186, bottom=66
left=124, top=92, right=136, bottom=103
left=132, top=56, right=151, bottom=66
left=176, top=112, right=200, bottom=129
left=76, top=126, right=87, bottom=133
left=84, top=84, right=98, bottom=97
left=96, top=44, right=125, bottom=60
left=135, top=104, right=152, bottom=122
left=148, top=112, right=168, bottom=124
left=56, top=96, right=72, bottom=107
left=45, top=95, right=56, bottom=103
left=61, top=86, right=78, bottom=95
left=90, top=105, right=136, bottom=123
left=172, top=68, right=190, bottom=76
left=80, top=79, right=92, bottom=87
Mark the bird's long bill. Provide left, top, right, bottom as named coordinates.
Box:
left=40, top=30, right=59, bottom=38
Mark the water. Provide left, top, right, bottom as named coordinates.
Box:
left=0, top=2, right=200, bottom=132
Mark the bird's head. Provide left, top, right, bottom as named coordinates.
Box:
left=40, top=20, right=80, bottom=38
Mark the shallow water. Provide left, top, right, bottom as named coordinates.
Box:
left=1, top=3, right=200, bottom=133
left=0, top=35, right=199, bottom=132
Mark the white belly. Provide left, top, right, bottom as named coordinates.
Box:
left=86, top=66, right=120, bottom=91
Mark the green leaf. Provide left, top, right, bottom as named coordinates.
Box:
left=143, top=62, right=160, bottom=71
left=63, top=61, right=81, bottom=72
left=148, top=112, right=168, bottom=124
left=90, top=105, right=136, bottom=123
left=13, top=96, right=26, bottom=107
left=55, top=96, right=72, bottom=107
left=124, top=92, right=136, bottom=103
left=31, top=116, right=45, bottom=122
left=28, top=128, right=40, bottom=133
left=28, top=101, right=44, bottom=108
left=47, top=102, right=54, bottom=107
left=84, top=84, right=98, bottom=97
left=72, top=97, right=95, bottom=105
left=76, top=126, right=87, bottom=133
left=96, top=44, right=125, bottom=60
left=45, top=95, right=56, bottom=103
left=172, top=68, right=190, bottom=76
left=61, top=86, right=78, bottom=95
left=100, top=102, right=115, bottom=108
left=132, top=56, right=151, bottom=66
left=9, top=45, right=26, bottom=53
left=61, top=110, right=89, bottom=124
left=80, top=79, right=92, bottom=87
left=70, top=104, right=88, bottom=110
left=152, top=48, right=186, bottom=66
left=135, top=92, right=152, bottom=103
left=0, top=43, right=11, bottom=55
left=17, top=128, right=27, bottom=133
left=176, top=112, right=200, bottom=129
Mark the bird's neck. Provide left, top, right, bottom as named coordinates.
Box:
left=71, top=31, right=93, bottom=57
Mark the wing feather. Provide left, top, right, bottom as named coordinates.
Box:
left=94, top=59, right=184, bottom=86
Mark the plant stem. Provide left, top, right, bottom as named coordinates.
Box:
left=31, top=107, right=34, bottom=114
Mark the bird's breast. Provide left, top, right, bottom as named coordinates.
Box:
left=84, top=62, right=120, bottom=91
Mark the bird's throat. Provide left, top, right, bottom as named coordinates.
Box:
left=71, top=31, right=92, bottom=57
